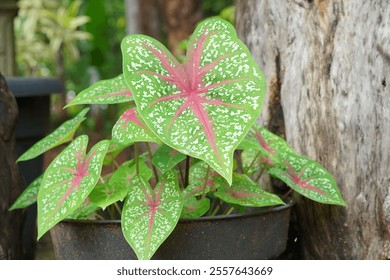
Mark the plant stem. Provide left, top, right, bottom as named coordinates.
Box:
left=95, top=213, right=106, bottom=220
left=184, top=155, right=190, bottom=188
left=234, top=150, right=243, bottom=174
left=134, top=143, right=139, bottom=175
left=114, top=202, right=122, bottom=216
left=178, top=162, right=185, bottom=190
left=210, top=204, right=220, bottom=216
left=254, top=166, right=266, bottom=183
left=245, top=151, right=261, bottom=174
left=223, top=206, right=235, bottom=216
left=145, top=142, right=159, bottom=182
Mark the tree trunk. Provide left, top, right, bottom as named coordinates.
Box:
left=236, top=0, right=390, bottom=259
left=161, top=0, right=203, bottom=56
left=0, top=72, right=25, bottom=259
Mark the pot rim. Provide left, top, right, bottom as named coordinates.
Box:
left=61, top=199, right=294, bottom=225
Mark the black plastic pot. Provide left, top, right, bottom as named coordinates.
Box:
left=50, top=202, right=293, bottom=260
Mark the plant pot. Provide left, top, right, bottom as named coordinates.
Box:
left=50, top=202, right=293, bottom=260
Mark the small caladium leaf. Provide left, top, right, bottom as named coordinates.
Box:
left=152, top=144, right=186, bottom=174
left=65, top=74, right=133, bottom=107
left=122, top=18, right=266, bottom=184
left=66, top=198, right=99, bottom=220
left=37, top=135, right=109, bottom=239
left=214, top=173, right=284, bottom=207
left=183, top=161, right=219, bottom=198
left=110, top=158, right=153, bottom=187
left=17, top=108, right=89, bottom=162
left=181, top=196, right=210, bottom=219
left=88, top=182, right=128, bottom=211
left=112, top=107, right=160, bottom=146
left=240, top=124, right=295, bottom=169
left=122, top=170, right=183, bottom=260
left=90, top=158, right=152, bottom=210
left=268, top=152, right=346, bottom=206
left=9, top=174, right=43, bottom=210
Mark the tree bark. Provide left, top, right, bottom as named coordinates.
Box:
left=0, top=72, right=25, bottom=259
left=161, top=0, right=203, bottom=56
left=236, top=0, right=390, bottom=259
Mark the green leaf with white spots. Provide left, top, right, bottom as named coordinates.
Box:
left=183, top=161, right=219, bottom=198
left=181, top=196, right=210, bottom=219
left=17, top=108, right=89, bottom=162
left=112, top=107, right=160, bottom=146
left=152, top=144, right=186, bottom=173
left=122, top=18, right=266, bottom=185
left=65, top=75, right=133, bottom=107
left=121, top=170, right=183, bottom=260
left=9, top=174, right=43, bottom=210
left=37, top=135, right=109, bottom=239
left=268, top=152, right=346, bottom=206
left=214, top=173, right=284, bottom=207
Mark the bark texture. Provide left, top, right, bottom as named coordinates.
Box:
left=0, top=73, right=25, bottom=259
left=161, top=0, right=203, bottom=56
left=237, top=0, right=390, bottom=259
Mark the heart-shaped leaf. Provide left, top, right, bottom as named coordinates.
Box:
left=9, top=174, right=43, bottom=210
left=181, top=196, right=210, bottom=219
left=122, top=18, right=266, bottom=184
left=152, top=144, right=186, bottom=174
left=121, top=170, right=183, bottom=260
left=37, top=135, right=109, bottom=239
left=17, top=108, right=89, bottom=162
left=214, top=173, right=284, bottom=207
left=269, top=152, right=346, bottom=206
left=65, top=74, right=133, bottom=107
left=112, top=107, right=160, bottom=146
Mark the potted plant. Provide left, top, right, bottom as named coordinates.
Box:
left=10, top=18, right=346, bottom=260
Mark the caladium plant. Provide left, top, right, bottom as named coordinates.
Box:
left=11, top=18, right=346, bottom=260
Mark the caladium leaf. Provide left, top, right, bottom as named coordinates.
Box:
left=240, top=124, right=295, bottom=169
left=112, top=107, right=160, bottom=146
left=122, top=170, right=183, bottom=260
left=181, top=196, right=210, bottom=219
left=9, top=174, right=43, bottom=210
left=122, top=18, right=266, bottom=184
left=37, top=135, right=109, bottom=239
left=183, top=161, right=219, bottom=198
left=17, top=108, right=89, bottom=162
left=66, top=198, right=99, bottom=220
left=214, top=173, right=284, bottom=207
left=152, top=144, right=186, bottom=174
left=268, top=152, right=346, bottom=206
left=90, top=158, right=152, bottom=210
left=65, top=74, right=133, bottom=107
left=88, top=182, right=128, bottom=211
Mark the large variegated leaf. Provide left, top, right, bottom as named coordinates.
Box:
left=152, top=144, right=186, bottom=174
left=122, top=170, right=183, bottom=260
left=122, top=18, right=266, bottom=184
left=65, top=74, right=133, bottom=107
left=111, top=107, right=160, bottom=146
left=214, top=173, right=284, bottom=207
left=268, top=152, right=346, bottom=206
left=9, top=175, right=43, bottom=210
left=37, top=135, right=109, bottom=239
left=66, top=198, right=99, bottom=220
left=17, top=108, right=89, bottom=162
